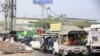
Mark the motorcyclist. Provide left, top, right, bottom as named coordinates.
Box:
left=41, top=36, right=54, bottom=51
left=48, top=36, right=53, bottom=46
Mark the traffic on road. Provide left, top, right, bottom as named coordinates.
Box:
left=0, top=24, right=100, bottom=56
left=0, top=0, right=100, bottom=56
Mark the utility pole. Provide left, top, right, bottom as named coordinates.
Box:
left=41, top=4, right=45, bottom=19
left=9, top=0, right=16, bottom=30
left=0, top=0, right=16, bottom=30
left=2, top=0, right=10, bottom=30
left=10, top=0, right=14, bottom=30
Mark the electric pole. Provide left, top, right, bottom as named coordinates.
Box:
left=3, top=0, right=16, bottom=30
left=4, top=0, right=9, bottom=30
left=9, top=0, right=16, bottom=30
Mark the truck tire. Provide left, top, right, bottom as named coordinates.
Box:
left=55, top=52, right=62, bottom=56
left=90, top=53, right=95, bottom=56
left=57, top=53, right=62, bottom=56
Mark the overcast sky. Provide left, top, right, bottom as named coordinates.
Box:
left=0, top=0, right=100, bottom=21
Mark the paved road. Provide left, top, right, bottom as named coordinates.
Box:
left=1, top=50, right=53, bottom=56
left=2, top=50, right=100, bottom=56
left=33, top=50, right=53, bottom=56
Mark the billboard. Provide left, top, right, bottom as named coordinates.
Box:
left=50, top=23, right=62, bottom=31
left=33, top=0, right=53, bottom=4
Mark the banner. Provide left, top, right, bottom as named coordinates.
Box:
left=50, top=23, right=62, bottom=31
left=33, top=0, right=53, bottom=4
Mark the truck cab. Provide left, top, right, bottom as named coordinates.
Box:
left=86, top=24, right=100, bottom=55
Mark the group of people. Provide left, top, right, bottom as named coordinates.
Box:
left=19, top=34, right=32, bottom=46
left=68, top=35, right=86, bottom=45
left=0, top=34, right=16, bottom=44
left=58, top=34, right=86, bottom=45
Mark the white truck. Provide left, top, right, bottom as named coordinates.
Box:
left=53, top=31, right=88, bottom=56
left=85, top=24, right=100, bottom=55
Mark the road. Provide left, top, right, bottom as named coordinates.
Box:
left=1, top=50, right=53, bottom=56
left=2, top=50, right=100, bottom=56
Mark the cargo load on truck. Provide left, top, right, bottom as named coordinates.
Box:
left=58, top=31, right=88, bottom=45
left=68, top=31, right=88, bottom=45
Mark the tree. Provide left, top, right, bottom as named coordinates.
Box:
left=35, top=19, right=50, bottom=29
left=35, top=18, right=61, bottom=29
left=72, top=20, right=91, bottom=29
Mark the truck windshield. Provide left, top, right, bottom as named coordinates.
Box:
left=91, top=28, right=100, bottom=41
left=92, top=36, right=98, bottom=41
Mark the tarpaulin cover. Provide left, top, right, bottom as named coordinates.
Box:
left=68, top=31, right=88, bottom=35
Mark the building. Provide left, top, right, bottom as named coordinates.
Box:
left=0, top=17, right=99, bottom=30
left=61, top=17, right=97, bottom=25
left=15, top=17, right=99, bottom=30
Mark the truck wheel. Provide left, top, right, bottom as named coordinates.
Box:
left=90, top=53, right=95, bottom=56
left=55, top=52, right=62, bottom=56
left=57, top=53, right=62, bottom=56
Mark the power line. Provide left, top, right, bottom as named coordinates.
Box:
left=48, top=9, right=59, bottom=17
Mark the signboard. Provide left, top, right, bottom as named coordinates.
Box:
left=33, top=0, right=53, bottom=4
left=50, top=23, right=62, bottom=31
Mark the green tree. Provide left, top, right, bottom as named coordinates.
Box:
left=35, top=18, right=61, bottom=29
left=72, top=20, right=91, bottom=29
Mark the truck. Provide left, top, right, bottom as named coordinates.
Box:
left=53, top=30, right=88, bottom=56
left=85, top=24, right=100, bottom=55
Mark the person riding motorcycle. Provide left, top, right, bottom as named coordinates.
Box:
left=41, top=36, right=54, bottom=52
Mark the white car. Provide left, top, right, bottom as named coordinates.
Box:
left=30, top=37, right=43, bottom=49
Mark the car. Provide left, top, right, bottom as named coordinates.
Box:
left=30, top=37, right=43, bottom=49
